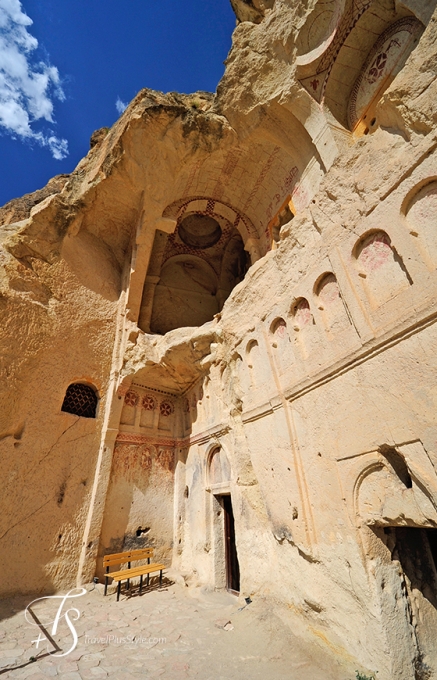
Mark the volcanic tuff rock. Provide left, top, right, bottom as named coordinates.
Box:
left=2, top=3, right=437, bottom=680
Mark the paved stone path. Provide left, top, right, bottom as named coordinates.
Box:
left=0, top=581, right=356, bottom=679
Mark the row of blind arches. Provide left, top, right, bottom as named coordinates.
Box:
left=246, top=228, right=413, bottom=357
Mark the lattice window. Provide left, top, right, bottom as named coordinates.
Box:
left=61, top=383, right=98, bottom=418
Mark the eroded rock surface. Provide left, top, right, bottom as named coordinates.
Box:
left=2, top=2, right=437, bottom=679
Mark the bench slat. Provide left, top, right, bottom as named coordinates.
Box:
left=109, top=564, right=165, bottom=582
left=103, top=548, right=153, bottom=565
left=102, top=549, right=165, bottom=600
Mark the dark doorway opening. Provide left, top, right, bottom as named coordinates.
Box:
left=221, top=495, right=240, bottom=594
left=386, top=527, right=437, bottom=609
left=383, top=527, right=437, bottom=677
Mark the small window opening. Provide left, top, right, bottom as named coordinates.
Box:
left=61, top=383, right=98, bottom=418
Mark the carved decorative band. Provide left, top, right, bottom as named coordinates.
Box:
left=116, top=424, right=230, bottom=449
left=116, top=432, right=189, bottom=448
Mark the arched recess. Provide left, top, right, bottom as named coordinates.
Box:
left=314, top=272, right=351, bottom=334
left=328, top=12, right=423, bottom=131
left=337, top=442, right=437, bottom=533
left=162, top=196, right=260, bottom=263
left=205, top=444, right=240, bottom=593
left=269, top=317, right=293, bottom=374
left=337, top=444, right=437, bottom=677
left=297, top=0, right=426, bottom=133
left=291, top=297, right=315, bottom=359
left=245, top=339, right=261, bottom=388
left=405, top=179, right=437, bottom=270
left=207, top=445, right=232, bottom=493
left=140, top=200, right=252, bottom=335
left=296, top=0, right=346, bottom=65
left=150, top=255, right=220, bottom=335
left=347, top=16, right=424, bottom=133
left=353, top=230, right=412, bottom=307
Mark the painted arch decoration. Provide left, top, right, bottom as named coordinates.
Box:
left=348, top=16, right=424, bottom=131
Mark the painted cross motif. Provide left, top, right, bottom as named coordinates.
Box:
left=142, top=395, right=156, bottom=411
left=366, top=52, right=388, bottom=84
left=366, top=39, right=400, bottom=84
left=160, top=401, right=174, bottom=417
left=348, top=17, right=423, bottom=129
left=124, top=391, right=139, bottom=407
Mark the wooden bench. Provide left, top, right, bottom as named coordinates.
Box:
left=103, top=548, right=165, bottom=601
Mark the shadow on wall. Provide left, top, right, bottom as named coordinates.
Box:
left=96, top=439, right=176, bottom=581
left=141, top=211, right=249, bottom=335
left=61, top=230, right=123, bottom=302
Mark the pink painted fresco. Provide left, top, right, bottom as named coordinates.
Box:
left=358, top=232, right=392, bottom=272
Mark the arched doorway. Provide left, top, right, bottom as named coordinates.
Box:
left=207, top=446, right=240, bottom=594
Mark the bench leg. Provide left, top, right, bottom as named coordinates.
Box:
left=117, top=581, right=121, bottom=602
left=140, top=575, right=143, bottom=594
left=147, top=572, right=150, bottom=587
left=127, top=578, right=130, bottom=591
left=104, top=576, right=108, bottom=596
left=159, top=570, right=162, bottom=588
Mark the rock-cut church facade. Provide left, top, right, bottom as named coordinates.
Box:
left=1, top=1, right=437, bottom=678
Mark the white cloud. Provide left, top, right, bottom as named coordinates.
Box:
left=0, top=0, right=68, bottom=158
left=115, top=97, right=127, bottom=115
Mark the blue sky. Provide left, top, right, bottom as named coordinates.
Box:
left=0, top=0, right=236, bottom=206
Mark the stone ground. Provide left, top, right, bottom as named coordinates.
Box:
left=0, top=580, right=359, bottom=679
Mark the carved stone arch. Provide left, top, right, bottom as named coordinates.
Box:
left=149, top=254, right=220, bottom=335
left=297, top=0, right=375, bottom=107
left=290, top=297, right=313, bottom=329
left=335, top=444, right=437, bottom=675
left=142, top=195, right=255, bottom=334
left=347, top=16, right=424, bottom=133
left=269, top=316, right=288, bottom=339
left=61, top=381, right=99, bottom=419
left=352, top=459, right=386, bottom=527
left=353, top=229, right=411, bottom=307
left=337, top=444, right=437, bottom=533
left=162, top=196, right=260, bottom=261
left=297, top=0, right=425, bottom=133
left=296, top=0, right=346, bottom=66
left=206, top=443, right=232, bottom=492
left=404, top=178, right=437, bottom=270
left=338, top=450, right=415, bottom=533
left=269, top=315, right=293, bottom=374
left=245, top=338, right=259, bottom=361
left=314, top=271, right=351, bottom=334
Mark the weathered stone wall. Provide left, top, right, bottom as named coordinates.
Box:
left=97, top=386, right=181, bottom=575
left=172, top=140, right=437, bottom=678
left=0, top=243, right=119, bottom=594
left=2, top=1, right=437, bottom=677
